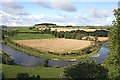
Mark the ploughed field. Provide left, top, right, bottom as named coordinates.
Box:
left=14, top=38, right=91, bottom=53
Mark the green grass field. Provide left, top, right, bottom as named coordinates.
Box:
left=2, top=27, right=35, bottom=32
left=11, top=33, right=55, bottom=40
left=2, top=64, right=64, bottom=78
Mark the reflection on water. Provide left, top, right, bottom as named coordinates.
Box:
left=0, top=41, right=110, bottom=67
left=93, top=41, right=110, bottom=64
left=0, top=43, right=45, bottom=66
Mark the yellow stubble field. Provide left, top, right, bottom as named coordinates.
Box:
left=14, top=38, right=91, bottom=53
left=37, top=27, right=100, bottom=32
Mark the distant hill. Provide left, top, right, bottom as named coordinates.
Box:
left=0, top=25, right=8, bottom=28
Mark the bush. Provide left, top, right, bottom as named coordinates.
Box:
left=76, top=35, right=83, bottom=40
left=16, top=73, right=29, bottom=80
left=83, top=49, right=92, bottom=54
left=63, top=58, right=108, bottom=79
left=39, top=59, right=49, bottom=67
left=16, top=73, right=41, bottom=80
left=2, top=52, right=14, bottom=65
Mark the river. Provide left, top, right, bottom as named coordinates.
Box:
left=0, top=41, right=109, bottom=67
left=92, top=41, right=110, bottom=64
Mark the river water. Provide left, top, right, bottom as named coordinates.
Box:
left=0, top=41, right=109, bottom=67
left=92, top=41, right=110, bottom=64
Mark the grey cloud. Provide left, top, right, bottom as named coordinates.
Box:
left=33, top=0, right=77, bottom=12
left=35, top=2, right=52, bottom=8
left=89, top=8, right=111, bottom=18
left=1, top=11, right=21, bottom=24
left=52, top=1, right=77, bottom=12
left=1, top=11, right=29, bottom=26
left=33, top=0, right=52, bottom=8
left=2, top=2, right=29, bottom=15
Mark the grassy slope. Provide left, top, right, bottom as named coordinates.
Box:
left=11, top=33, right=55, bottom=40
left=2, top=64, right=64, bottom=78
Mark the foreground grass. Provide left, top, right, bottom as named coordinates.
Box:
left=2, top=64, right=64, bottom=78
left=11, top=33, right=55, bottom=40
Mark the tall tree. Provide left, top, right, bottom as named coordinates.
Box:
left=63, top=58, right=108, bottom=79
left=109, top=8, right=120, bottom=64
left=106, top=7, right=120, bottom=79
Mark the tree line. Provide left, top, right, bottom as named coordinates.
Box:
left=39, top=28, right=108, bottom=40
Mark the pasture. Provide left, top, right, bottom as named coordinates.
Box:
left=12, top=33, right=55, bottom=40
left=2, top=27, right=35, bottom=32
left=14, top=38, right=91, bottom=53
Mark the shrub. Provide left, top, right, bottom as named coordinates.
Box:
left=63, top=58, right=108, bottom=79
left=83, top=49, right=92, bottom=54
left=39, top=59, right=49, bottom=67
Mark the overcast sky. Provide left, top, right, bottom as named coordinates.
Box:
left=0, top=0, right=119, bottom=26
